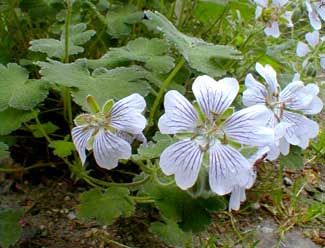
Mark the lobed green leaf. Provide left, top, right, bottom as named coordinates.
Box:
left=77, top=187, right=135, bottom=225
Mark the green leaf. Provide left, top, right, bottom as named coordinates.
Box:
left=48, top=139, right=75, bottom=158
left=29, top=121, right=59, bottom=138
left=88, top=38, right=175, bottom=74
left=106, top=5, right=143, bottom=38
left=0, top=63, right=48, bottom=111
left=137, top=132, right=177, bottom=160
left=0, top=108, right=34, bottom=135
left=140, top=183, right=226, bottom=232
left=279, top=146, right=304, bottom=170
left=0, top=142, right=10, bottom=159
left=0, top=208, right=24, bottom=248
left=144, top=11, right=241, bottom=77
left=37, top=59, right=152, bottom=111
left=77, top=187, right=135, bottom=225
left=149, top=220, right=192, bottom=247
left=29, top=23, right=96, bottom=58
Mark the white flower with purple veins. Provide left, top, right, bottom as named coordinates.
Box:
left=71, top=94, right=147, bottom=169
left=243, top=63, right=323, bottom=160
left=158, top=75, right=274, bottom=195
left=229, top=147, right=269, bottom=211
left=254, top=0, right=293, bottom=38
left=306, top=0, right=325, bottom=30
left=296, top=31, right=325, bottom=70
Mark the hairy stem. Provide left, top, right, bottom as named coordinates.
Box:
left=146, top=58, right=185, bottom=130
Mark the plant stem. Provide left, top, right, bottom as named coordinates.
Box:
left=0, top=162, right=64, bottom=173
left=85, top=174, right=151, bottom=188
left=146, top=58, right=185, bottom=131
left=32, top=110, right=51, bottom=143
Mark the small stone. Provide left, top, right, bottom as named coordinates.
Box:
left=261, top=226, right=274, bottom=234
left=283, top=177, right=293, bottom=186
left=39, top=225, right=46, bottom=230
left=251, top=202, right=260, bottom=209
left=64, top=196, right=71, bottom=201
left=67, top=211, right=76, bottom=220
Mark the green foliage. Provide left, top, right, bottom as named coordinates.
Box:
left=140, top=183, right=226, bottom=232
left=149, top=220, right=192, bottom=247
left=144, top=10, right=241, bottom=77
left=29, top=23, right=96, bottom=58
left=0, top=208, right=24, bottom=248
left=38, top=59, right=153, bottom=110
left=0, top=63, right=48, bottom=111
left=0, top=142, right=10, bottom=159
left=279, top=146, right=304, bottom=170
left=88, top=38, right=175, bottom=73
left=106, top=5, right=143, bottom=38
left=48, top=138, right=75, bottom=158
left=29, top=121, right=59, bottom=138
left=0, top=108, right=34, bottom=135
left=77, top=187, right=135, bottom=225
left=137, top=132, right=176, bottom=159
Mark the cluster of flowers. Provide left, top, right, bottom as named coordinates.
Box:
left=71, top=63, right=323, bottom=211
left=254, top=0, right=324, bottom=38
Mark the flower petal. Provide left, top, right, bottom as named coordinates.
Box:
left=93, top=129, right=131, bottom=169
left=305, top=31, right=319, bottom=48
left=229, top=186, right=246, bottom=211
left=300, top=96, right=323, bottom=115
left=279, top=137, right=290, bottom=155
left=296, top=42, right=310, bottom=57
left=316, top=2, right=325, bottom=21
left=242, top=73, right=267, bottom=106
left=256, top=63, right=279, bottom=94
left=110, top=93, right=147, bottom=134
left=71, top=126, right=94, bottom=165
left=307, top=8, right=321, bottom=30
left=255, top=6, right=263, bottom=19
left=192, top=75, right=239, bottom=118
left=254, top=0, right=268, bottom=8
left=264, top=21, right=280, bottom=38
left=223, top=105, right=275, bottom=147
left=158, top=90, right=199, bottom=134
left=159, top=139, right=204, bottom=190
left=320, top=54, right=325, bottom=69
left=284, top=11, right=294, bottom=27
left=272, top=0, right=288, bottom=7
left=281, top=111, right=319, bottom=149
left=209, top=144, right=251, bottom=195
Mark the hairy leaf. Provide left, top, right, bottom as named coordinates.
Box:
left=0, top=108, right=34, bottom=135
left=140, top=183, right=226, bottom=232
left=149, top=220, right=192, bottom=247
left=279, top=146, right=304, bottom=170
left=77, top=187, right=135, bottom=225
left=88, top=38, right=175, bottom=73
left=29, top=23, right=95, bottom=58
left=0, top=63, right=48, bottom=111
left=0, top=142, right=10, bottom=159
left=37, top=59, right=152, bottom=110
left=0, top=208, right=24, bottom=248
left=48, top=140, right=75, bottom=158
left=144, top=10, right=241, bottom=77
left=29, top=121, right=59, bottom=138
left=106, top=5, right=143, bottom=38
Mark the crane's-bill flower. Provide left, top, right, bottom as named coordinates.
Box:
left=158, top=75, right=274, bottom=195
left=306, top=0, right=325, bottom=30
left=243, top=63, right=323, bottom=160
left=71, top=94, right=147, bottom=169
left=229, top=147, right=269, bottom=211
left=296, top=31, right=325, bottom=69
left=254, top=0, right=292, bottom=38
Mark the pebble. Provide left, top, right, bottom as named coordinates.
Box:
left=64, top=196, right=71, bottom=201
left=261, top=226, right=274, bottom=234
left=67, top=211, right=77, bottom=220
left=283, top=177, right=293, bottom=186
